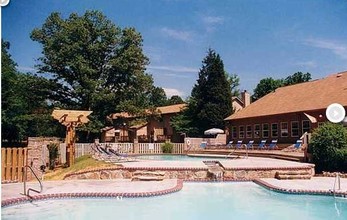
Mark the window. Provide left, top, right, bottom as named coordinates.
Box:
left=262, top=124, right=269, bottom=138
left=254, top=124, right=260, bottom=138
left=271, top=123, right=278, bottom=138
left=239, top=126, right=244, bottom=139
left=231, top=126, right=237, bottom=138
left=246, top=125, right=252, bottom=138
left=302, top=120, right=310, bottom=133
left=281, top=122, right=288, bottom=137
left=291, top=121, right=299, bottom=137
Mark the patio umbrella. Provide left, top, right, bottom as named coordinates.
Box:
left=204, top=128, right=224, bottom=135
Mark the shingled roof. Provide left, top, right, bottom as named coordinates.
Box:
left=111, top=103, right=187, bottom=119
left=225, top=71, right=347, bottom=120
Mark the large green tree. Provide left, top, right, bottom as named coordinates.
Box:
left=179, top=49, right=232, bottom=135
left=1, top=40, right=62, bottom=143
left=252, top=72, right=312, bottom=101
left=284, top=72, right=311, bottom=86
left=30, top=11, right=157, bottom=140
left=252, top=77, right=284, bottom=101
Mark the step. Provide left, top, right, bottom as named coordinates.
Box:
left=275, top=174, right=312, bottom=180
left=133, top=171, right=165, bottom=177
left=131, top=176, right=164, bottom=181
left=276, top=170, right=311, bottom=175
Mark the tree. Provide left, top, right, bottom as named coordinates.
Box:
left=149, top=86, right=167, bottom=107
left=30, top=11, right=157, bottom=140
left=252, top=77, right=283, bottom=101
left=167, top=95, right=185, bottom=105
left=284, top=72, right=311, bottom=86
left=184, top=49, right=232, bottom=135
left=252, top=72, right=312, bottom=101
left=309, top=123, right=347, bottom=172
left=1, top=40, right=62, bottom=142
left=225, top=72, right=240, bottom=97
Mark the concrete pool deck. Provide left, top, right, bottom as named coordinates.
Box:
left=122, top=156, right=313, bottom=169
left=2, top=177, right=347, bottom=207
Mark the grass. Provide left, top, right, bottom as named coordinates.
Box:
left=43, top=155, right=120, bottom=181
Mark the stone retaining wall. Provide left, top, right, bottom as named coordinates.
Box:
left=64, top=166, right=314, bottom=181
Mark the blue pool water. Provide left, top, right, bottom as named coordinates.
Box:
left=2, top=182, right=346, bottom=220
left=136, top=155, right=230, bottom=161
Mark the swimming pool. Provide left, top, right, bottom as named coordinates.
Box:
left=3, top=182, right=346, bottom=220
left=136, top=155, right=231, bottom=161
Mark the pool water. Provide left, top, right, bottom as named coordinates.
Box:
left=136, top=155, right=230, bottom=161
left=2, top=182, right=346, bottom=220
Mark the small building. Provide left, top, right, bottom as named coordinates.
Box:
left=108, top=104, right=187, bottom=143
left=225, top=71, right=347, bottom=144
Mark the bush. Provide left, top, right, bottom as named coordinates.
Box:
left=47, top=143, right=59, bottom=170
left=309, top=123, right=347, bottom=173
left=161, top=142, right=174, bottom=154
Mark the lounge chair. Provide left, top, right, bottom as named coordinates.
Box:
left=294, top=139, right=303, bottom=149
left=245, top=140, right=254, bottom=150
left=235, top=140, right=243, bottom=149
left=108, top=148, right=136, bottom=162
left=268, top=140, right=278, bottom=150
left=226, top=141, right=233, bottom=148
left=257, top=140, right=267, bottom=150
left=200, top=141, right=207, bottom=149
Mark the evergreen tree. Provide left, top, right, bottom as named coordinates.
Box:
left=189, top=49, right=232, bottom=135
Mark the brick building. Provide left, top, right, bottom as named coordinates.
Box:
left=225, top=71, right=347, bottom=144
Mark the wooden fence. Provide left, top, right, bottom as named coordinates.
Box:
left=1, top=148, right=27, bottom=182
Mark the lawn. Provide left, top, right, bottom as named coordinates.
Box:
left=43, top=155, right=121, bottom=180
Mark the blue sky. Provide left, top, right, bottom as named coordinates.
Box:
left=2, top=0, right=347, bottom=98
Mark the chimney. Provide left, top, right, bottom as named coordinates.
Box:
left=241, top=90, right=251, bottom=107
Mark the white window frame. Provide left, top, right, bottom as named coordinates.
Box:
left=291, top=121, right=299, bottom=137
left=254, top=124, right=260, bottom=138
left=232, top=126, right=237, bottom=139
left=302, top=120, right=310, bottom=134
left=271, top=123, right=278, bottom=138
left=281, top=122, right=288, bottom=137
left=239, top=125, right=245, bottom=139
left=262, top=123, right=269, bottom=138
left=246, top=125, right=252, bottom=138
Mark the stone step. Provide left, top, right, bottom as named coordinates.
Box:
left=133, top=171, right=165, bottom=177
left=276, top=170, right=311, bottom=175
left=275, top=174, right=312, bottom=180
left=131, top=176, right=164, bottom=181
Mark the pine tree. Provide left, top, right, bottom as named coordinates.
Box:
left=189, top=49, right=233, bottom=135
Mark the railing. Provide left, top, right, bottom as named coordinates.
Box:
left=23, top=165, right=43, bottom=197
left=333, top=173, right=341, bottom=197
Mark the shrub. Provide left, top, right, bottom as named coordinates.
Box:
left=161, top=142, right=174, bottom=154
left=47, top=143, right=59, bottom=170
left=309, top=123, right=347, bottom=173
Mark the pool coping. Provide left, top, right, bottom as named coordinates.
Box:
left=2, top=178, right=347, bottom=208
left=253, top=178, right=347, bottom=198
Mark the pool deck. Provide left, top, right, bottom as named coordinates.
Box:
left=2, top=177, right=347, bottom=207
left=123, top=156, right=313, bottom=169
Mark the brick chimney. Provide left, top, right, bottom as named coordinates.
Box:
left=241, top=90, right=251, bottom=107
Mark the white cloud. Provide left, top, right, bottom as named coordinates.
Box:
left=163, top=88, right=184, bottom=97
left=202, top=16, right=224, bottom=33
left=294, top=61, right=317, bottom=68
left=203, top=16, right=224, bottom=25
left=148, top=65, right=197, bottom=73
left=304, top=38, right=347, bottom=60
left=160, top=27, right=193, bottom=42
